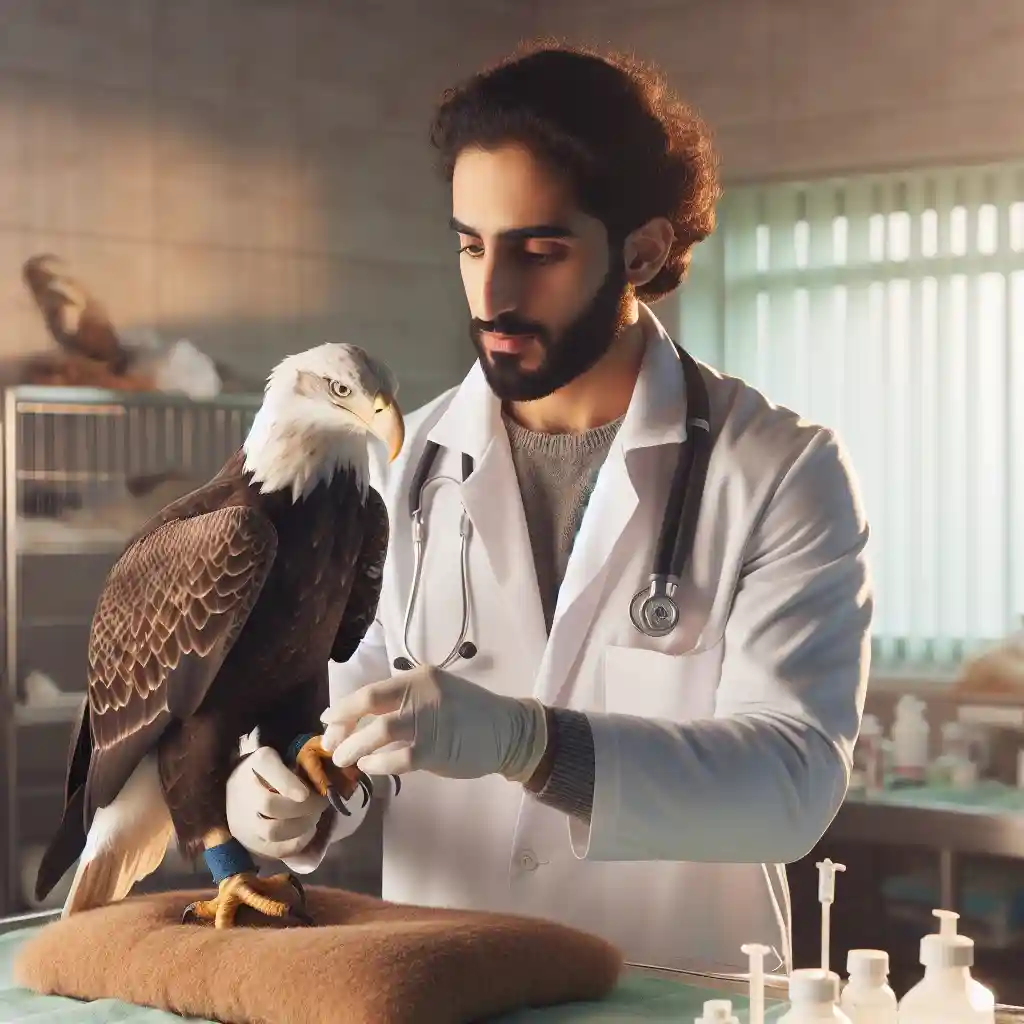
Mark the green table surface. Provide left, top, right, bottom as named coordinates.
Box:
left=847, top=778, right=1024, bottom=813
left=0, top=923, right=788, bottom=1023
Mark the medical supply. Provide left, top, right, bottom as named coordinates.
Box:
left=931, top=722, right=979, bottom=790
left=778, top=969, right=851, bottom=1023
left=941, top=721, right=971, bottom=762
left=840, top=949, right=897, bottom=1023
left=741, top=942, right=771, bottom=1024
left=950, top=758, right=978, bottom=790
left=852, top=714, right=884, bottom=793
left=897, top=909, right=995, bottom=1023
left=696, top=998, right=740, bottom=1023
left=891, top=695, right=930, bottom=785
left=817, top=858, right=846, bottom=973
left=391, top=339, right=713, bottom=670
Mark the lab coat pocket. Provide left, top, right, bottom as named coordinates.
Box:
left=602, top=641, right=723, bottom=724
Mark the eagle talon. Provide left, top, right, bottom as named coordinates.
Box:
left=180, top=870, right=304, bottom=928
left=326, top=784, right=352, bottom=816
left=289, top=905, right=314, bottom=926
left=357, top=771, right=373, bottom=806
left=285, top=872, right=305, bottom=903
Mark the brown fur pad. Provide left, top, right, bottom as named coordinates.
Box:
left=13, top=884, right=623, bottom=1024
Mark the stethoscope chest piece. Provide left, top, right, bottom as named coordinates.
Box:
left=629, top=577, right=681, bottom=638
left=395, top=337, right=711, bottom=660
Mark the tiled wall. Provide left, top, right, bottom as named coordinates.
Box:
left=0, top=0, right=531, bottom=910
left=0, top=0, right=526, bottom=409
left=6, top=0, right=1024, bottom=909
left=534, top=0, right=1024, bottom=183
left=7, top=1, right=1019, bottom=408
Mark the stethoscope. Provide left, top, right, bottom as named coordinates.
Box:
left=392, top=340, right=713, bottom=672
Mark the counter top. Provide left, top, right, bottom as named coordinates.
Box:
left=4, top=911, right=1023, bottom=1022
left=832, top=782, right=1024, bottom=858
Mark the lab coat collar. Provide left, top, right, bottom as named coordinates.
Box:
left=424, top=301, right=688, bottom=461
left=616, top=301, right=688, bottom=454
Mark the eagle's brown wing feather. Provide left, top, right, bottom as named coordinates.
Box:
left=331, top=486, right=389, bottom=663
left=83, top=505, right=277, bottom=823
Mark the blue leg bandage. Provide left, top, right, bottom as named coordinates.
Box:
left=203, top=838, right=256, bottom=884
left=285, top=732, right=319, bottom=768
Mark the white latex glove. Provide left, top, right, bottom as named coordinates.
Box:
left=321, top=665, right=549, bottom=783
left=225, top=746, right=339, bottom=861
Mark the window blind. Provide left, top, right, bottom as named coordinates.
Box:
left=681, top=161, right=1024, bottom=672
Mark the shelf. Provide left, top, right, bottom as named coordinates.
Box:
left=16, top=540, right=126, bottom=557
left=18, top=616, right=93, bottom=629
left=14, top=701, right=82, bottom=726
left=13, top=516, right=132, bottom=556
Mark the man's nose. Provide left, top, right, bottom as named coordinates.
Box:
left=478, top=255, right=520, bottom=323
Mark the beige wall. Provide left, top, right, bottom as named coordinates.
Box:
left=533, top=0, right=1024, bottom=184
left=0, top=0, right=527, bottom=409
left=4, top=1, right=1021, bottom=407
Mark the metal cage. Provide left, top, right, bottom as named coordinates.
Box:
left=0, top=385, right=261, bottom=915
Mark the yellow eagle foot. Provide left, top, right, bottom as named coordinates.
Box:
left=287, top=733, right=376, bottom=815
left=181, top=871, right=310, bottom=928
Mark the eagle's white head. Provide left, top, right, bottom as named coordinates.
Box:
left=242, top=343, right=404, bottom=502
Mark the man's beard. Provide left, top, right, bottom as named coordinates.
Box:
left=469, top=259, right=632, bottom=403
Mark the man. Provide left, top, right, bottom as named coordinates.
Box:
left=226, top=43, right=872, bottom=974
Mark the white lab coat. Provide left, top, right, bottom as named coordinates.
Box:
left=293, top=302, right=872, bottom=976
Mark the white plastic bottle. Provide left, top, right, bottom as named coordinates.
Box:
left=841, top=949, right=897, bottom=1023
left=853, top=714, right=885, bottom=794
left=891, top=695, right=929, bottom=785
left=778, top=969, right=852, bottom=1023
left=897, top=909, right=995, bottom=1023
left=695, top=998, right=739, bottom=1023
left=931, top=722, right=979, bottom=790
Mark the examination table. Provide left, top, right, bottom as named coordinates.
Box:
left=0, top=905, right=794, bottom=1023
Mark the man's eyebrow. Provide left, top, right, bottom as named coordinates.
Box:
left=449, top=217, right=576, bottom=240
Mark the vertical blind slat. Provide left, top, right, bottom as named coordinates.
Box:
left=712, top=161, right=1024, bottom=671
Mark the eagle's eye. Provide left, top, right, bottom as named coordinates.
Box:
left=327, top=379, right=352, bottom=400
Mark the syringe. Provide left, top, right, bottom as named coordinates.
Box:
left=740, top=942, right=771, bottom=1024
left=816, top=857, right=846, bottom=974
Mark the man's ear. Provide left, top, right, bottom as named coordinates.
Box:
left=622, top=217, right=675, bottom=287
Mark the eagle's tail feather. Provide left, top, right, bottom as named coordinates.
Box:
left=62, top=753, right=174, bottom=917
left=34, top=786, right=87, bottom=902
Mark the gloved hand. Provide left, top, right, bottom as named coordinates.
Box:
left=321, top=665, right=549, bottom=783
left=225, top=746, right=331, bottom=861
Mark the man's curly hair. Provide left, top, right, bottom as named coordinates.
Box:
left=429, top=40, right=721, bottom=303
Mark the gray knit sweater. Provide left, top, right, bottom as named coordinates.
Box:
left=502, top=411, right=624, bottom=826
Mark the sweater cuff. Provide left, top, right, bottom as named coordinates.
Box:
left=533, top=707, right=595, bottom=824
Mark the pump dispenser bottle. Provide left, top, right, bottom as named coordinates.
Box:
left=897, top=910, right=995, bottom=1023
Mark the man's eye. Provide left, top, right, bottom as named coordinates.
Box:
left=522, top=249, right=564, bottom=265
left=459, top=244, right=484, bottom=257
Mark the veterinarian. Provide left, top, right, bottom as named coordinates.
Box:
left=226, top=43, right=873, bottom=976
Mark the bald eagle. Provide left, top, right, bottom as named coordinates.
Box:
left=33, top=342, right=405, bottom=928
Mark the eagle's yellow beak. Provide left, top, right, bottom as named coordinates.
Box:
left=372, top=391, right=405, bottom=463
